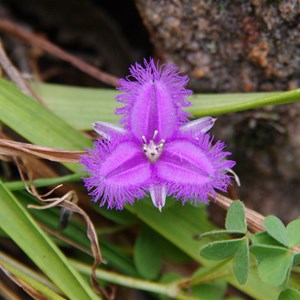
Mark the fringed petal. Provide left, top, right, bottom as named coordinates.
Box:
left=80, top=138, right=151, bottom=209
left=155, top=136, right=235, bottom=204
left=116, top=58, right=192, bottom=141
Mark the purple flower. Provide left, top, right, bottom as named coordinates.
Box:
left=81, top=59, right=235, bottom=211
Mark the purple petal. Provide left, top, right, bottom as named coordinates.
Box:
left=149, top=184, right=167, bottom=211
left=155, top=136, right=235, bottom=204
left=180, top=117, right=216, bottom=136
left=116, top=59, right=192, bottom=141
left=93, top=121, right=126, bottom=140
left=80, top=138, right=151, bottom=209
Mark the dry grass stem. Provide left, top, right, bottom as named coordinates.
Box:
left=0, top=138, right=85, bottom=163
left=14, top=158, right=112, bottom=299
left=0, top=263, right=49, bottom=300
left=0, top=38, right=35, bottom=97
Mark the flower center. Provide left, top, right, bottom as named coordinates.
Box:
left=142, top=130, right=165, bottom=163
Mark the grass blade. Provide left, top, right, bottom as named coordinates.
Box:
left=0, top=182, right=99, bottom=300
left=33, top=83, right=300, bottom=130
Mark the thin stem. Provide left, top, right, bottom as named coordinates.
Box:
left=0, top=19, right=119, bottom=87
left=71, top=260, right=180, bottom=298
left=0, top=38, right=34, bottom=97
left=179, top=258, right=232, bottom=288
left=3, top=173, right=83, bottom=191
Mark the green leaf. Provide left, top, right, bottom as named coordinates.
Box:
left=16, top=191, right=138, bottom=277
left=0, top=255, right=65, bottom=300
left=97, top=207, right=138, bottom=225
left=251, top=245, right=292, bottom=286
left=200, top=238, right=245, bottom=260
left=0, top=182, right=99, bottom=300
left=278, top=288, right=300, bottom=300
left=0, top=79, right=91, bottom=173
left=293, top=253, right=300, bottom=266
left=200, top=229, right=239, bottom=239
left=134, top=226, right=162, bottom=280
left=33, top=83, right=300, bottom=129
left=192, top=280, right=227, bottom=300
left=287, top=219, right=300, bottom=247
left=233, top=237, right=249, bottom=285
left=250, top=231, right=284, bottom=247
left=251, top=245, right=289, bottom=261
left=225, top=200, right=247, bottom=233
left=0, top=77, right=286, bottom=299
left=264, top=215, right=289, bottom=247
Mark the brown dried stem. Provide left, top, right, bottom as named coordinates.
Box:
left=0, top=138, right=85, bottom=163
left=14, top=157, right=112, bottom=299
left=0, top=38, right=35, bottom=97
left=0, top=263, right=48, bottom=300
left=0, top=19, right=119, bottom=87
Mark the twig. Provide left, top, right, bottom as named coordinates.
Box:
left=0, top=19, right=119, bottom=87
left=0, top=38, right=34, bottom=97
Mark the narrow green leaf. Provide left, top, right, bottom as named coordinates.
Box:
left=225, top=200, right=247, bottom=233
left=0, top=182, right=99, bottom=299
left=189, top=89, right=300, bottom=117
left=233, top=237, right=249, bottom=285
left=134, top=226, right=162, bottom=280
left=287, top=219, right=300, bottom=247
left=16, top=191, right=138, bottom=277
left=200, top=238, right=244, bottom=260
left=33, top=83, right=300, bottom=129
left=278, top=288, right=300, bottom=300
left=264, top=215, right=289, bottom=247
left=0, top=79, right=92, bottom=173
left=0, top=257, right=65, bottom=300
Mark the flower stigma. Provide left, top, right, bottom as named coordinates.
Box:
left=142, top=130, right=165, bottom=163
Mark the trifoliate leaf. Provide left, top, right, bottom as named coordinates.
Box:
left=233, top=237, right=249, bottom=285
left=287, top=219, right=300, bottom=247
left=264, top=216, right=289, bottom=247
left=250, top=231, right=283, bottom=247
left=200, top=238, right=244, bottom=260
left=225, top=200, right=247, bottom=234
left=251, top=245, right=292, bottom=286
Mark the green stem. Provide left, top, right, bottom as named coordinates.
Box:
left=3, top=172, right=83, bottom=191
left=71, top=260, right=181, bottom=298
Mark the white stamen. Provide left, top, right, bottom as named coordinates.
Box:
left=142, top=131, right=165, bottom=162
left=227, top=168, right=241, bottom=187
